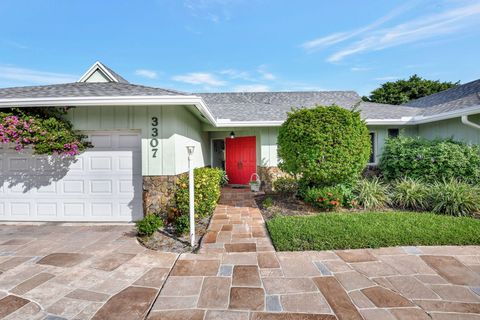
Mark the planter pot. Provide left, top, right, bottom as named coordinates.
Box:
left=249, top=173, right=261, bottom=192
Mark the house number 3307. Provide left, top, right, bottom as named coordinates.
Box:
left=151, top=116, right=159, bottom=158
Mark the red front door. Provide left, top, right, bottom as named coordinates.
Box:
left=225, top=136, right=256, bottom=185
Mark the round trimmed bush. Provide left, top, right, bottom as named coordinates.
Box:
left=278, top=105, right=371, bottom=186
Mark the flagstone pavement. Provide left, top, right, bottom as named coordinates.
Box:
left=0, top=187, right=479, bottom=319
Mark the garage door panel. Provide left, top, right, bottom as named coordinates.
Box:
left=36, top=202, right=58, bottom=217
left=63, top=180, right=85, bottom=194
left=90, top=134, right=113, bottom=148
left=10, top=202, right=31, bottom=217
left=8, top=157, right=30, bottom=171
left=90, top=180, right=113, bottom=194
left=0, top=131, right=142, bottom=222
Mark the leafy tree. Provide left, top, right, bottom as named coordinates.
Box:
left=277, top=105, right=371, bottom=187
left=362, top=75, right=458, bottom=105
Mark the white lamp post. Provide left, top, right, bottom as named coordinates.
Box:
left=186, top=145, right=195, bottom=247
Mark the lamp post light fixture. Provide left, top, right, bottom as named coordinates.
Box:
left=230, top=131, right=235, bottom=139
left=186, top=145, right=195, bottom=247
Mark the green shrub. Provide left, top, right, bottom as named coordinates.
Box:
left=173, top=214, right=190, bottom=235
left=354, top=177, right=390, bottom=209
left=380, top=136, right=480, bottom=183
left=273, top=177, right=298, bottom=197
left=136, top=214, right=163, bottom=236
left=429, top=179, right=480, bottom=216
left=303, top=184, right=356, bottom=210
left=219, top=170, right=229, bottom=186
left=263, top=196, right=274, bottom=209
left=277, top=105, right=371, bottom=187
left=391, top=177, right=429, bottom=210
left=175, top=167, right=223, bottom=218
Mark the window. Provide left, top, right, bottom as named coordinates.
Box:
left=369, top=132, right=375, bottom=164
left=388, top=128, right=400, bottom=138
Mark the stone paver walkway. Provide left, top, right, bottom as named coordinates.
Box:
left=0, top=187, right=479, bottom=319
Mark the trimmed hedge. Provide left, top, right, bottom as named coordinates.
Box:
left=277, top=105, right=371, bottom=187
left=175, top=167, right=223, bottom=218
left=380, top=136, right=480, bottom=183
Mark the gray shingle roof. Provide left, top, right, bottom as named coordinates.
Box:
left=357, top=101, right=422, bottom=119
left=197, top=91, right=362, bottom=121
left=101, top=63, right=130, bottom=84
left=405, top=79, right=480, bottom=115
left=0, top=82, right=186, bottom=99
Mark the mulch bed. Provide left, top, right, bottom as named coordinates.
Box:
left=137, top=217, right=210, bottom=253
left=254, top=193, right=319, bottom=220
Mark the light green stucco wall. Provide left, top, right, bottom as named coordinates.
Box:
left=418, top=115, right=480, bottom=144
left=66, top=105, right=208, bottom=176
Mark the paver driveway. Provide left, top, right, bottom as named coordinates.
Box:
left=0, top=188, right=479, bottom=319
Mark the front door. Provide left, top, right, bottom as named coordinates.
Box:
left=225, top=136, right=256, bottom=185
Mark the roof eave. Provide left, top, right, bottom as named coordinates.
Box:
left=0, top=95, right=217, bottom=126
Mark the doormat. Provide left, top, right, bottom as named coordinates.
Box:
left=231, top=185, right=248, bottom=189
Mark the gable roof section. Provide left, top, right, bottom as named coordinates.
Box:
left=78, top=61, right=130, bottom=83
left=405, top=79, right=480, bottom=116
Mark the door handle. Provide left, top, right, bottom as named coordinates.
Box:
left=237, top=160, right=243, bottom=169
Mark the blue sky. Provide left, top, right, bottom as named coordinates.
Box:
left=1, top=0, right=479, bottom=95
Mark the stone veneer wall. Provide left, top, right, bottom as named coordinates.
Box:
left=143, top=175, right=181, bottom=216
left=257, top=166, right=289, bottom=192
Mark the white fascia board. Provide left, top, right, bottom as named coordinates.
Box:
left=409, top=105, right=480, bottom=124
left=215, top=120, right=283, bottom=127
left=365, top=117, right=414, bottom=125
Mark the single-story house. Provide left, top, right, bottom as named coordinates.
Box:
left=0, top=61, right=479, bottom=222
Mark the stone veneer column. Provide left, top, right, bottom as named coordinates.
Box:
left=142, top=175, right=180, bottom=216
left=256, top=166, right=288, bottom=192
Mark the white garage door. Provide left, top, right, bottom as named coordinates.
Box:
left=0, top=131, right=143, bottom=222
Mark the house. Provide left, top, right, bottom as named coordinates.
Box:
left=0, top=61, right=479, bottom=222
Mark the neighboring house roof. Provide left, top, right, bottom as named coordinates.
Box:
left=198, top=91, right=361, bottom=121
left=405, top=79, right=480, bottom=116
left=0, top=82, right=186, bottom=99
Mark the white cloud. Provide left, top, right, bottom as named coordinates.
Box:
left=172, top=72, right=226, bottom=86
left=257, top=65, right=276, bottom=81
left=233, top=84, right=270, bottom=92
left=0, top=66, right=77, bottom=85
left=219, top=69, right=251, bottom=80
left=302, top=2, right=414, bottom=51
left=326, top=2, right=480, bottom=62
left=135, top=69, right=158, bottom=79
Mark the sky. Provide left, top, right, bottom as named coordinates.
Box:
left=0, top=0, right=479, bottom=95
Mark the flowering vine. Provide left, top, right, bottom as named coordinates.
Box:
left=0, top=108, right=91, bottom=156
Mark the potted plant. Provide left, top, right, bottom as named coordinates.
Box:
left=249, top=173, right=261, bottom=192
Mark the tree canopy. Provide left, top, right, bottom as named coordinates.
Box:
left=362, top=74, right=459, bottom=105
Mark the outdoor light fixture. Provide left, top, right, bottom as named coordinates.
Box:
left=186, top=145, right=195, bottom=247
left=230, top=131, right=235, bottom=139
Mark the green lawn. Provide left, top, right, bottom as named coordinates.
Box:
left=266, top=212, right=480, bottom=251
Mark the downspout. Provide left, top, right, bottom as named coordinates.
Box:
left=461, top=115, right=480, bottom=130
